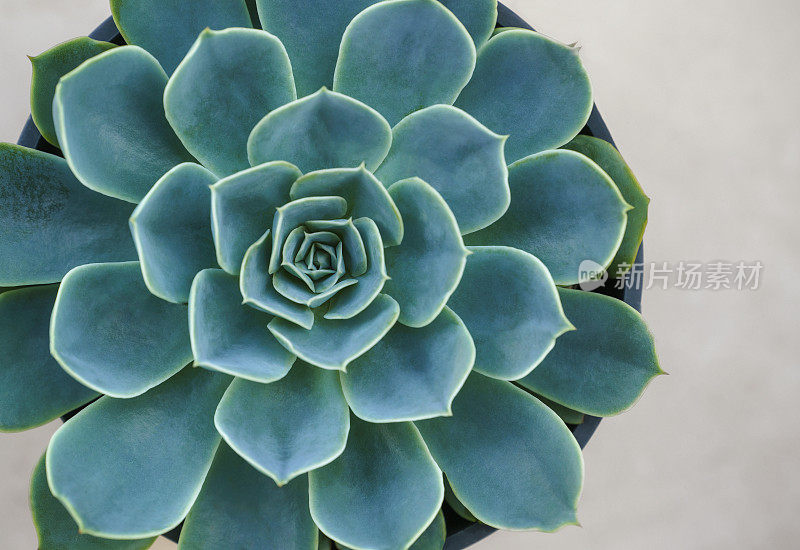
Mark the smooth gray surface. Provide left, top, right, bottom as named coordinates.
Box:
left=1, top=0, right=798, bottom=548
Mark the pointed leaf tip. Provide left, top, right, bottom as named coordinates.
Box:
left=518, top=288, right=661, bottom=417
left=448, top=246, right=572, bottom=380
left=416, top=373, right=583, bottom=531
left=334, top=0, right=476, bottom=125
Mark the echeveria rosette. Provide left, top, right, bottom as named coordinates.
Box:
left=0, top=0, right=662, bottom=548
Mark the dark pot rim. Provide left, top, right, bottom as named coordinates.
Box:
left=15, top=3, right=644, bottom=549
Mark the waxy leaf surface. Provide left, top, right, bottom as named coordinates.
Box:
left=447, top=246, right=572, bottom=380
left=563, top=135, right=649, bottom=275
left=215, top=364, right=349, bottom=485
left=291, top=166, right=403, bottom=246
left=465, top=150, right=629, bottom=286
left=240, top=231, right=315, bottom=329
left=519, top=288, right=662, bottom=416
left=268, top=294, right=400, bottom=370
left=30, top=455, right=156, bottom=549
left=54, top=46, right=193, bottom=203
left=341, top=307, right=474, bottom=422
left=375, top=105, right=508, bottom=234
left=0, top=144, right=136, bottom=285
left=416, top=373, right=583, bottom=531
left=46, top=368, right=231, bottom=538
left=248, top=89, right=391, bottom=173
left=211, top=162, right=300, bottom=274
left=455, top=29, right=592, bottom=162
left=130, top=163, right=218, bottom=304
left=178, top=444, right=317, bottom=550
left=309, top=416, right=443, bottom=550
left=334, top=0, right=476, bottom=125
left=256, top=0, right=379, bottom=97
left=50, top=262, right=192, bottom=398
left=165, top=28, right=296, bottom=176
left=190, top=269, right=295, bottom=383
left=30, top=37, right=117, bottom=147
left=384, top=178, right=468, bottom=327
left=0, top=287, right=97, bottom=432
left=110, top=0, right=252, bottom=74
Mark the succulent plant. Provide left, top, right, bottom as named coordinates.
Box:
left=0, top=0, right=662, bottom=548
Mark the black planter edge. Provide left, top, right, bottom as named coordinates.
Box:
left=14, top=4, right=644, bottom=550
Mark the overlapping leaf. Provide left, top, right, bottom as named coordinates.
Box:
left=46, top=368, right=231, bottom=538
left=519, top=288, right=663, bottom=416
left=54, top=46, right=194, bottom=203
left=110, top=0, right=253, bottom=74
left=0, top=287, right=97, bottom=432
left=50, top=262, right=192, bottom=398
left=0, top=145, right=136, bottom=285
left=456, top=29, right=592, bottom=162
left=466, top=150, right=630, bottom=285
left=165, top=28, right=296, bottom=176
left=334, top=0, right=476, bottom=125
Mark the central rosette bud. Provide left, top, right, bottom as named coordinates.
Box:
left=267, top=195, right=379, bottom=311
left=234, top=170, right=401, bottom=336
left=279, top=223, right=352, bottom=295
left=271, top=210, right=370, bottom=311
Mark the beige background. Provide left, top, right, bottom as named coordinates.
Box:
left=1, top=0, right=798, bottom=548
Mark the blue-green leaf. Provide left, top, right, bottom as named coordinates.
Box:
left=178, top=443, right=317, bottom=550
left=30, top=37, right=117, bottom=147
left=438, top=0, right=497, bottom=47
left=290, top=166, right=403, bottom=246
left=46, top=368, right=231, bottom=538
left=215, top=363, right=349, bottom=485
left=248, top=88, right=391, bottom=173
left=211, top=162, right=300, bottom=274
left=54, top=46, right=194, bottom=203
left=384, top=178, right=468, bottom=327
left=0, top=144, right=136, bottom=285
left=189, top=269, right=295, bottom=383
left=304, top=219, right=367, bottom=276
left=240, top=230, right=315, bottom=329
left=165, top=28, right=296, bottom=177
left=444, top=478, right=476, bottom=523
left=269, top=196, right=348, bottom=274
left=0, top=287, right=98, bottom=432
left=333, top=0, right=476, bottom=125
left=130, top=163, right=218, bottom=304
left=416, top=373, right=583, bottom=531
left=272, top=268, right=356, bottom=308
left=273, top=265, right=355, bottom=306
left=337, top=510, right=445, bottom=550
left=268, top=294, right=399, bottom=370
left=341, top=307, right=474, bottom=422
left=309, top=416, right=443, bottom=550
left=325, top=218, right=389, bottom=320
left=532, top=394, right=585, bottom=425
left=110, top=0, right=252, bottom=74
left=409, top=510, right=446, bottom=550
left=455, top=29, right=592, bottom=163
left=465, top=150, right=630, bottom=286
left=447, top=246, right=573, bottom=380
left=375, top=105, right=508, bottom=234
left=256, top=0, right=379, bottom=97
left=31, top=454, right=157, bottom=549
left=518, top=288, right=663, bottom=416
left=562, top=135, right=650, bottom=275
left=50, top=262, right=192, bottom=398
